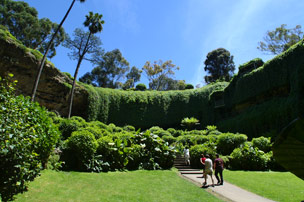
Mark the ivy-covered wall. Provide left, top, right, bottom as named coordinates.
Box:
left=83, top=82, right=228, bottom=129
left=214, top=39, right=304, bottom=138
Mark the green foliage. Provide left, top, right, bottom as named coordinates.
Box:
left=189, top=145, right=216, bottom=168
left=123, top=125, right=136, bottom=132
left=218, top=39, right=304, bottom=138
left=238, top=58, right=264, bottom=76
left=58, top=118, right=83, bottom=140
left=0, top=0, right=66, bottom=58
left=135, top=83, right=147, bottom=91
left=79, top=49, right=130, bottom=88
left=185, top=84, right=194, bottom=89
left=204, top=48, right=235, bottom=84
left=230, top=142, right=271, bottom=171
left=83, top=82, right=227, bottom=129
left=176, top=135, right=192, bottom=146
left=162, top=134, right=176, bottom=145
left=142, top=59, right=180, bottom=90
left=216, top=133, right=248, bottom=155
left=62, top=130, right=98, bottom=171
left=0, top=75, right=59, bottom=201
left=258, top=24, right=303, bottom=55
left=251, top=136, right=272, bottom=153
left=181, top=117, right=200, bottom=130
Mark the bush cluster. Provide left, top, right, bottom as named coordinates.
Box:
left=0, top=75, right=59, bottom=201
left=143, top=124, right=276, bottom=171
left=56, top=117, right=176, bottom=172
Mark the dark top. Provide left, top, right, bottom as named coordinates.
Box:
left=214, top=158, right=224, bottom=169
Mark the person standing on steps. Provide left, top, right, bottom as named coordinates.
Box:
left=203, top=154, right=215, bottom=187
left=183, top=146, right=190, bottom=166
left=214, top=154, right=224, bottom=185
left=200, top=154, right=206, bottom=178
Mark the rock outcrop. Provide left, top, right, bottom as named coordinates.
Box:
left=0, top=28, right=88, bottom=117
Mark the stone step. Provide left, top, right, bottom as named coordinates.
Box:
left=173, top=163, right=187, bottom=166
left=178, top=169, right=201, bottom=171
left=175, top=166, right=192, bottom=169
left=180, top=171, right=204, bottom=175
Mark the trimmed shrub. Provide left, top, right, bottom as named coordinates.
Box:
left=135, top=83, right=147, bottom=91
left=0, top=75, right=59, bottom=201
left=123, top=125, right=136, bottom=132
left=58, top=119, right=82, bottom=140
left=62, top=130, right=98, bottom=171
left=89, top=121, right=109, bottom=130
left=230, top=142, right=270, bottom=170
left=176, top=135, right=193, bottom=146
left=252, top=136, right=272, bottom=153
left=79, top=126, right=103, bottom=140
left=189, top=145, right=216, bottom=168
left=238, top=58, right=264, bottom=76
left=185, top=84, right=194, bottom=89
left=167, top=128, right=184, bottom=137
left=162, top=134, right=176, bottom=145
left=216, top=133, right=248, bottom=155
left=190, top=135, right=209, bottom=145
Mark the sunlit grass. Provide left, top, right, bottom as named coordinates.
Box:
left=15, top=170, right=222, bottom=202
left=225, top=170, right=304, bottom=202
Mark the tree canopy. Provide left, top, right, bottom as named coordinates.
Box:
left=80, top=49, right=130, bottom=88
left=204, top=48, right=235, bottom=84
left=258, top=24, right=304, bottom=55
left=142, top=60, right=180, bottom=90
left=0, top=0, right=65, bottom=58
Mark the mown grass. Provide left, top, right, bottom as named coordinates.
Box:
left=14, top=170, right=222, bottom=202
left=224, top=170, right=304, bottom=202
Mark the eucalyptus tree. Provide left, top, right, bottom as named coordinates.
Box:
left=66, top=12, right=104, bottom=118
left=31, top=0, right=86, bottom=102
left=142, top=60, right=180, bottom=90
left=258, top=24, right=303, bottom=55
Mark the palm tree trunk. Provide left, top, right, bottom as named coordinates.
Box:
left=68, top=32, right=92, bottom=118
left=31, top=0, right=76, bottom=102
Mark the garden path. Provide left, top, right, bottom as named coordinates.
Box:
left=174, top=156, right=276, bottom=202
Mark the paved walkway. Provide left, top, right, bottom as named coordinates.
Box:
left=175, top=157, right=276, bottom=202
left=180, top=172, right=276, bottom=202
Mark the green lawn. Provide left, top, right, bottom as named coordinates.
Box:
left=224, top=170, right=304, bottom=202
left=14, top=170, right=222, bottom=202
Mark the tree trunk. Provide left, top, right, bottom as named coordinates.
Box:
left=31, top=0, right=76, bottom=102
left=68, top=32, right=92, bottom=118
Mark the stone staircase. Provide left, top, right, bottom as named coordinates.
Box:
left=174, top=154, right=203, bottom=175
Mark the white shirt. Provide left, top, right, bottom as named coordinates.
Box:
left=205, top=158, right=213, bottom=170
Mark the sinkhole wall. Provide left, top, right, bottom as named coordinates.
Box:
left=1, top=25, right=304, bottom=139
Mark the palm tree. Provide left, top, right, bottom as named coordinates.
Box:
left=31, top=0, right=86, bottom=102
left=68, top=12, right=104, bottom=118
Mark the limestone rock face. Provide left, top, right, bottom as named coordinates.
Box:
left=0, top=31, right=88, bottom=118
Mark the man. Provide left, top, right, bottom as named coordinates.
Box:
left=183, top=146, right=190, bottom=165
left=214, top=154, right=224, bottom=185
left=203, top=154, right=214, bottom=187
left=200, top=154, right=206, bottom=177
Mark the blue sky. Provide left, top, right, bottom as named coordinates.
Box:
left=18, top=0, right=304, bottom=87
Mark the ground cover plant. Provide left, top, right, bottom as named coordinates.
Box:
left=14, top=170, right=222, bottom=202
left=224, top=170, right=304, bottom=202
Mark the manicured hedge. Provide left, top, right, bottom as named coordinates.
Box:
left=83, top=82, right=228, bottom=129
